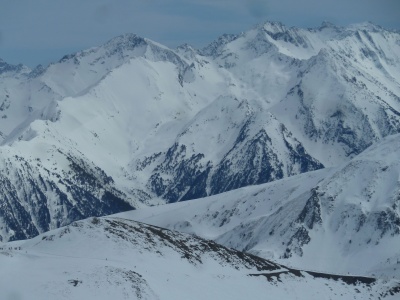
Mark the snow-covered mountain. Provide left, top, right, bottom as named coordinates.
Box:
left=0, top=21, right=400, bottom=241
left=1, top=216, right=399, bottom=300
left=0, top=143, right=133, bottom=242
left=122, top=133, right=400, bottom=279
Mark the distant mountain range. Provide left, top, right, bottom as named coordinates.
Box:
left=0, top=21, right=399, bottom=245
left=1, top=20, right=400, bottom=299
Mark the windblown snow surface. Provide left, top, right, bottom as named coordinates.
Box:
left=0, top=217, right=399, bottom=300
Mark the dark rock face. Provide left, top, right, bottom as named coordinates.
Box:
left=0, top=152, right=134, bottom=242
left=0, top=59, right=25, bottom=74
left=201, top=34, right=239, bottom=58
left=145, top=125, right=324, bottom=203
left=210, top=128, right=284, bottom=194
left=296, top=188, right=323, bottom=230
left=376, top=208, right=400, bottom=237
left=283, top=226, right=311, bottom=258
left=147, top=143, right=211, bottom=202
left=144, top=108, right=323, bottom=203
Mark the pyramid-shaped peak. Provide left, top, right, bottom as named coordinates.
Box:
left=319, top=21, right=338, bottom=29
left=103, top=33, right=148, bottom=51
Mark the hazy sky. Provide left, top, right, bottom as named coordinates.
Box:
left=0, top=0, right=399, bottom=67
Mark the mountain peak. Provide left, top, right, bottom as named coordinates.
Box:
left=28, top=64, right=46, bottom=78
left=200, top=33, right=239, bottom=57
left=55, top=33, right=149, bottom=65
left=318, top=21, right=340, bottom=30
left=0, top=58, right=28, bottom=74
left=176, top=43, right=199, bottom=60
left=176, top=43, right=196, bottom=53
left=348, top=21, right=383, bottom=32
left=320, top=21, right=335, bottom=27
left=257, top=21, right=287, bottom=33
left=103, top=33, right=148, bottom=50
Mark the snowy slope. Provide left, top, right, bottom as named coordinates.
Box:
left=0, top=21, right=400, bottom=241
left=122, top=134, right=400, bottom=278
left=204, top=21, right=400, bottom=165
left=1, top=216, right=399, bottom=300
left=0, top=60, right=59, bottom=144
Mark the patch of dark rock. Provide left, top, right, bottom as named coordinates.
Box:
left=305, top=271, right=376, bottom=285
left=68, top=279, right=82, bottom=287
left=380, top=284, right=400, bottom=298
left=249, top=271, right=289, bottom=282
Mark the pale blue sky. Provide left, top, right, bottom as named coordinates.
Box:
left=0, top=0, right=399, bottom=68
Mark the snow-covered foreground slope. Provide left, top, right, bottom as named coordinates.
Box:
left=1, top=216, right=399, bottom=300
left=122, top=134, right=400, bottom=278
left=0, top=21, right=400, bottom=241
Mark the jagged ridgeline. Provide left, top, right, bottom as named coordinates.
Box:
left=0, top=21, right=399, bottom=240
